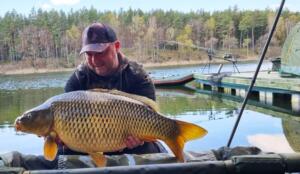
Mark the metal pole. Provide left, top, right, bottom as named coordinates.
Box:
left=227, top=0, right=285, bottom=147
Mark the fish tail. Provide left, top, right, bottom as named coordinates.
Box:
left=165, top=120, right=207, bottom=162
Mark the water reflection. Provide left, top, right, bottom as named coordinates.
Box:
left=157, top=87, right=237, bottom=121
left=0, top=72, right=70, bottom=90
left=0, top=88, right=63, bottom=124
left=247, top=134, right=294, bottom=153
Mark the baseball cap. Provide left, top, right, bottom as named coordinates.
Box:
left=80, top=23, right=117, bottom=54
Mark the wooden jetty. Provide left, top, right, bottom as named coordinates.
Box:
left=193, top=71, right=300, bottom=92
left=190, top=70, right=300, bottom=113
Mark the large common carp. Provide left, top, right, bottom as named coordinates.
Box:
left=14, top=89, right=207, bottom=166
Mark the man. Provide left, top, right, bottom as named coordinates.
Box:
left=63, top=22, right=166, bottom=155
left=0, top=23, right=166, bottom=171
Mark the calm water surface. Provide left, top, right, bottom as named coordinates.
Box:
left=1, top=62, right=299, bottom=155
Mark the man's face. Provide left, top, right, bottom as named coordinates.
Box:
left=85, top=41, right=120, bottom=76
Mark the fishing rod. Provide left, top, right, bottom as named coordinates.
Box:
left=226, top=0, right=285, bottom=147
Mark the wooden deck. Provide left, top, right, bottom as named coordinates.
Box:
left=193, top=71, right=300, bottom=93
left=190, top=70, right=300, bottom=113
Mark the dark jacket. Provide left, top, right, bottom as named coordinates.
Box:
left=65, top=55, right=156, bottom=101
left=64, top=54, right=166, bottom=155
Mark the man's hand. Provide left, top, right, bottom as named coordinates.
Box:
left=124, top=135, right=144, bottom=149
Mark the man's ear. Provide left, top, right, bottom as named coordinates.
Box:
left=114, top=40, right=121, bottom=51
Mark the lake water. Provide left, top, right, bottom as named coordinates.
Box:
left=1, top=61, right=299, bottom=155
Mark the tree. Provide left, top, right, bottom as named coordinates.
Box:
left=176, top=24, right=193, bottom=60
left=144, top=16, right=158, bottom=62
left=65, top=25, right=81, bottom=66
left=239, top=11, right=267, bottom=53
left=204, top=17, right=216, bottom=49
left=130, top=15, right=146, bottom=60
left=243, top=38, right=251, bottom=57
left=189, top=18, right=205, bottom=47
left=176, top=24, right=193, bottom=46
left=1, top=10, right=24, bottom=61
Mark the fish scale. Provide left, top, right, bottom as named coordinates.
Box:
left=52, top=98, right=154, bottom=152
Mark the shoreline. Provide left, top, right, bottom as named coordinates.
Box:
left=0, top=58, right=259, bottom=75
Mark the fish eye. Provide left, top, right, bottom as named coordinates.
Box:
left=26, top=113, right=32, bottom=119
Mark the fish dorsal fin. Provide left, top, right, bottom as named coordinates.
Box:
left=90, top=88, right=159, bottom=112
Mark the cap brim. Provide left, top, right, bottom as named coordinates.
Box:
left=80, top=43, right=110, bottom=54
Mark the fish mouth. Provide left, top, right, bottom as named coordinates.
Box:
left=14, top=118, right=23, bottom=132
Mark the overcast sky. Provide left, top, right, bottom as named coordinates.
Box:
left=0, top=0, right=298, bottom=16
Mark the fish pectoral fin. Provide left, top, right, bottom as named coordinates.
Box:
left=90, top=152, right=107, bottom=167
left=44, top=136, right=58, bottom=161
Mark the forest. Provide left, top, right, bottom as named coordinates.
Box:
left=0, top=6, right=299, bottom=69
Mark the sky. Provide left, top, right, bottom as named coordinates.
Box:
left=0, top=0, right=299, bottom=17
